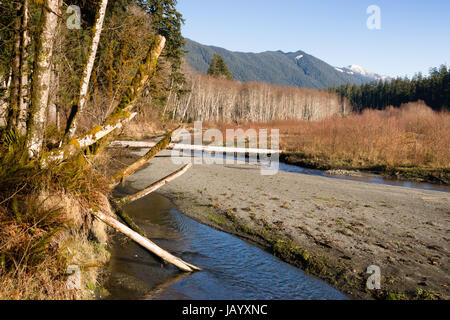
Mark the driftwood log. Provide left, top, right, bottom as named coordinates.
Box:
left=120, top=163, right=192, bottom=204
left=109, top=140, right=281, bottom=154
left=93, top=210, right=201, bottom=272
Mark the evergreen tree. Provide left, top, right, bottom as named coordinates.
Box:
left=329, top=65, right=450, bottom=112
left=0, top=0, right=16, bottom=82
left=136, top=0, right=186, bottom=92
left=207, top=54, right=233, bottom=80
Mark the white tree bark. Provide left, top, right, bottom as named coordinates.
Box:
left=46, top=112, right=137, bottom=163
left=28, top=0, right=61, bottom=157
left=65, top=0, right=108, bottom=140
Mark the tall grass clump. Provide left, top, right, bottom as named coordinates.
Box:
left=0, top=130, right=111, bottom=299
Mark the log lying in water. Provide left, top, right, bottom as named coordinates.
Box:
left=120, top=163, right=192, bottom=204
left=93, top=210, right=201, bottom=272
left=110, top=140, right=281, bottom=154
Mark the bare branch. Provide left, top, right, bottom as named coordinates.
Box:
left=44, top=112, right=137, bottom=163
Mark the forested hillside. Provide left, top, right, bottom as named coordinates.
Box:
left=184, top=38, right=374, bottom=89
left=330, top=65, right=450, bottom=112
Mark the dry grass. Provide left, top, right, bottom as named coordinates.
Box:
left=211, top=102, right=450, bottom=179
left=0, top=132, right=112, bottom=299
left=281, top=102, right=449, bottom=169
left=0, top=192, right=111, bottom=300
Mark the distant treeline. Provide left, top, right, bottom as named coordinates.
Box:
left=329, top=65, right=450, bottom=112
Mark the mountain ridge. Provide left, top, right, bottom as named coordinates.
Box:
left=183, top=38, right=384, bottom=89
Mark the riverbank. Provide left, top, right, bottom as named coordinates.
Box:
left=280, top=152, right=450, bottom=185
left=111, top=147, right=450, bottom=300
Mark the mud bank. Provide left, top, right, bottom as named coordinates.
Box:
left=280, top=152, right=450, bottom=186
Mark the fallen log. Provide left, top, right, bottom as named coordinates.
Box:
left=120, top=163, right=192, bottom=204
left=110, top=128, right=177, bottom=187
left=109, top=140, right=281, bottom=154
left=93, top=210, right=201, bottom=272
left=110, top=199, right=147, bottom=237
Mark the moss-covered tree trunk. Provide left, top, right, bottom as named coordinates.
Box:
left=17, top=0, right=30, bottom=135
left=5, top=1, right=23, bottom=130
left=45, top=35, right=166, bottom=163
left=27, top=0, right=61, bottom=157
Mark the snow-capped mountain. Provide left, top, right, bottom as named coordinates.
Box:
left=335, top=65, right=391, bottom=82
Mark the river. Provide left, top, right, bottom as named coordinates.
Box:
left=104, top=192, right=347, bottom=300
left=104, top=149, right=448, bottom=299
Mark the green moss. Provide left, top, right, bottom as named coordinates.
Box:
left=272, top=239, right=314, bottom=268
left=87, top=281, right=96, bottom=291
left=415, top=288, right=439, bottom=300
left=206, top=214, right=229, bottom=226
left=385, top=292, right=409, bottom=300
left=68, top=138, right=81, bottom=149
left=88, top=125, right=103, bottom=136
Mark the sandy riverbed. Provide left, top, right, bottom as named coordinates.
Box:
left=110, top=147, right=450, bottom=299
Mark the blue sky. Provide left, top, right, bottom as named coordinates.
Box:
left=177, top=0, right=450, bottom=78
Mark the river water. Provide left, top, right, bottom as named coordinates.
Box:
left=104, top=192, right=347, bottom=300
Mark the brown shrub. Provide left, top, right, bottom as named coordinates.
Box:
left=215, top=101, right=450, bottom=169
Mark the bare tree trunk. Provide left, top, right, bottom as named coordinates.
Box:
left=47, top=62, right=59, bottom=126
left=17, top=0, right=30, bottom=134
left=27, top=0, right=61, bottom=157
left=63, top=0, right=108, bottom=142
left=45, top=112, right=137, bottom=163
left=55, top=106, right=60, bottom=130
